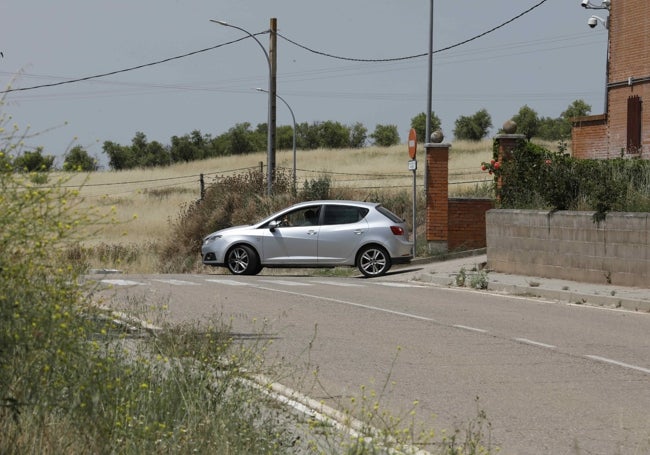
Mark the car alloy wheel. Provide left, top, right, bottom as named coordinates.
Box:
left=358, top=245, right=391, bottom=277
left=226, top=245, right=260, bottom=275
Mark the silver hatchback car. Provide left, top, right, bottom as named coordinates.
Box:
left=201, top=200, right=413, bottom=277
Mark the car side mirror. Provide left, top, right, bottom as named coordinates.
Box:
left=269, top=220, right=280, bottom=232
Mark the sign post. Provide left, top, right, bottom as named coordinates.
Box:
left=407, top=128, right=417, bottom=256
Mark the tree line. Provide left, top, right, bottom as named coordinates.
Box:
left=8, top=100, right=590, bottom=172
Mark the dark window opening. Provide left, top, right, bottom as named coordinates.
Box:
left=627, top=95, right=642, bottom=154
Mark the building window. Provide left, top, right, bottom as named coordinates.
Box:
left=627, top=95, right=642, bottom=154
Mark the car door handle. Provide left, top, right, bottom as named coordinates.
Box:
left=307, top=230, right=318, bottom=236
left=353, top=230, right=364, bottom=235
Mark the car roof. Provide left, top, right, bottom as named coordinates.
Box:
left=289, top=200, right=379, bottom=209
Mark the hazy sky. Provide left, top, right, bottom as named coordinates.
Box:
left=1, top=0, right=608, bottom=167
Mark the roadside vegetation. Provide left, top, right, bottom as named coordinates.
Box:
left=1, top=111, right=502, bottom=454
left=483, top=139, right=650, bottom=217
left=4, top=91, right=648, bottom=452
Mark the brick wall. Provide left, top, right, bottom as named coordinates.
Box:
left=487, top=210, right=650, bottom=287
left=571, top=114, right=608, bottom=159
left=425, top=143, right=492, bottom=253
left=448, top=198, right=494, bottom=250
left=425, top=144, right=449, bottom=246
left=572, top=0, right=650, bottom=159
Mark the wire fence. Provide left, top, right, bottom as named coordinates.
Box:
left=56, top=164, right=493, bottom=200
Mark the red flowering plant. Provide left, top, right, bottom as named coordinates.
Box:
left=480, top=159, right=502, bottom=176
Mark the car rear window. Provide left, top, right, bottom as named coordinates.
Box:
left=376, top=205, right=404, bottom=223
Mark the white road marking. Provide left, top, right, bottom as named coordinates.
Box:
left=259, top=279, right=311, bottom=287
left=585, top=355, right=650, bottom=375
left=310, top=280, right=365, bottom=287
left=453, top=324, right=488, bottom=333
left=152, top=279, right=199, bottom=286
left=255, top=286, right=437, bottom=322
left=375, top=282, right=428, bottom=288
left=100, top=279, right=145, bottom=286
left=514, top=338, right=556, bottom=349
left=204, top=278, right=249, bottom=286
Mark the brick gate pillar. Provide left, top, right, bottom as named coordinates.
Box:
left=494, top=121, right=525, bottom=195
left=425, top=141, right=451, bottom=254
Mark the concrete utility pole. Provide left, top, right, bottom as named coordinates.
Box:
left=269, top=18, right=278, bottom=193
left=425, top=0, right=434, bottom=192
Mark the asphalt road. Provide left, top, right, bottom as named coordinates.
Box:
left=93, top=271, right=650, bottom=455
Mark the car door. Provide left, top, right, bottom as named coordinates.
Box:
left=260, top=206, right=321, bottom=265
left=316, top=204, right=369, bottom=265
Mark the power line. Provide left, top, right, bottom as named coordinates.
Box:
left=0, top=34, right=268, bottom=94
left=278, top=0, right=551, bottom=62
left=1, top=0, right=550, bottom=95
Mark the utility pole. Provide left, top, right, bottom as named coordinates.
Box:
left=269, top=18, right=278, bottom=191
left=425, top=0, right=434, bottom=192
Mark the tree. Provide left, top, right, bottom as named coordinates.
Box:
left=537, top=117, right=565, bottom=141
left=512, top=105, right=540, bottom=140
left=319, top=121, right=349, bottom=149
left=13, top=147, right=55, bottom=172
left=561, top=99, right=591, bottom=121
left=370, top=124, right=400, bottom=147
left=410, top=112, right=441, bottom=143
left=537, top=100, right=593, bottom=141
left=296, top=122, right=322, bottom=150
left=140, top=140, right=170, bottom=167
left=225, top=123, right=258, bottom=155
left=63, top=145, right=98, bottom=171
left=103, top=140, right=135, bottom=170
left=275, top=125, right=295, bottom=150
left=453, top=108, right=493, bottom=141
left=171, top=130, right=211, bottom=163
left=348, top=122, right=368, bottom=148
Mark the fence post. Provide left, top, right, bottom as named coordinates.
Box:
left=200, top=173, right=205, bottom=201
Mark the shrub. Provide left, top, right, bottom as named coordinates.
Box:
left=370, top=124, right=400, bottom=147
left=160, top=169, right=295, bottom=272
left=485, top=139, right=650, bottom=215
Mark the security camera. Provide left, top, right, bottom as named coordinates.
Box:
left=581, top=0, right=590, bottom=7
left=588, top=16, right=598, bottom=27
left=601, top=0, right=610, bottom=8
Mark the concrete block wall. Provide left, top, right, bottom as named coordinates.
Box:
left=487, top=210, right=650, bottom=287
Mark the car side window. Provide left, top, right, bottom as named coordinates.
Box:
left=322, top=205, right=369, bottom=225
left=275, top=206, right=320, bottom=227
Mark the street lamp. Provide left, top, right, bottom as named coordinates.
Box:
left=210, top=19, right=274, bottom=196
left=256, top=88, right=297, bottom=193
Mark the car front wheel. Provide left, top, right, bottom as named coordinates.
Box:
left=357, top=245, right=391, bottom=277
left=226, top=245, right=260, bottom=275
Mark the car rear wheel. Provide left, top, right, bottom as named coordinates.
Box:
left=357, top=245, right=391, bottom=277
left=226, top=245, right=260, bottom=275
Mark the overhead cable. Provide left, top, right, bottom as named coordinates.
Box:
left=278, top=0, right=550, bottom=62
left=1, top=0, right=549, bottom=94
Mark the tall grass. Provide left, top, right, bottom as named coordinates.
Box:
left=1, top=103, right=500, bottom=453
left=63, top=141, right=497, bottom=273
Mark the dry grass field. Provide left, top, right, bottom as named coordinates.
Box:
left=71, top=141, right=498, bottom=244
left=63, top=138, right=565, bottom=271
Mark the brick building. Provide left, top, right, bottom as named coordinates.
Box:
left=572, top=0, right=650, bottom=159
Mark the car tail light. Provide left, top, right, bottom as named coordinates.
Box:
left=390, top=226, right=405, bottom=235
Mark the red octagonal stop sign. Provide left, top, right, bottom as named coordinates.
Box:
left=408, top=128, right=417, bottom=159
